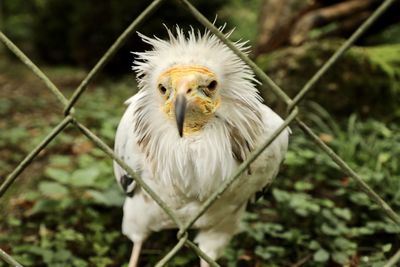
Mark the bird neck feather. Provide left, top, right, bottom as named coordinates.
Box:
left=131, top=90, right=264, bottom=199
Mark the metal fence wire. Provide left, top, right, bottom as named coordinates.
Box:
left=0, top=0, right=399, bottom=266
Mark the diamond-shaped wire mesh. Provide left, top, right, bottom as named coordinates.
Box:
left=0, top=0, right=399, bottom=266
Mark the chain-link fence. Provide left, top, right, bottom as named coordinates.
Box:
left=0, top=0, right=399, bottom=266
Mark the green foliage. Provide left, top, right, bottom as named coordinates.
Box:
left=0, top=68, right=134, bottom=266
left=8, top=147, right=127, bottom=266
left=364, top=44, right=400, bottom=94
left=223, top=103, right=400, bottom=266
left=256, top=41, right=400, bottom=119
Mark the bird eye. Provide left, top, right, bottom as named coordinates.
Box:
left=207, top=80, right=218, bottom=91
left=158, top=84, right=167, bottom=95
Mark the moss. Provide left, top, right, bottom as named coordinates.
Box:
left=256, top=40, right=400, bottom=120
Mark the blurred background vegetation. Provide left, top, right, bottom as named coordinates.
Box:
left=0, top=0, right=400, bottom=266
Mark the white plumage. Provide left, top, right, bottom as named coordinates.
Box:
left=113, top=26, right=289, bottom=267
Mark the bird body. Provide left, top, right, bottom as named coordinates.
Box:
left=114, top=27, right=289, bottom=266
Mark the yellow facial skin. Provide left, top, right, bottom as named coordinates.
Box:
left=158, top=65, right=220, bottom=136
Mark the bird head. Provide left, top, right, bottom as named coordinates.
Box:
left=133, top=26, right=262, bottom=138
left=158, top=65, right=220, bottom=137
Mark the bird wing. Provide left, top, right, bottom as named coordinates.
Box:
left=251, top=104, right=290, bottom=200
left=113, top=95, right=144, bottom=197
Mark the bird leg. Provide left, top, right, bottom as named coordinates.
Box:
left=128, top=241, right=143, bottom=267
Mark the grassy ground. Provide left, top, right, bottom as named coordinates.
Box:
left=1, top=56, right=400, bottom=267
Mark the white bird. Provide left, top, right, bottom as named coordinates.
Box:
left=113, top=26, right=290, bottom=267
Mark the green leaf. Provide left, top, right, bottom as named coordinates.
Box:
left=272, top=189, right=291, bottom=202
left=38, top=182, right=68, bottom=198
left=49, top=155, right=72, bottom=167
left=284, top=151, right=306, bottom=166
left=309, top=240, right=321, bottom=250
left=333, top=208, right=352, bottom=221
left=255, top=246, right=272, bottom=260
left=29, top=199, right=60, bottom=214
left=333, top=237, right=356, bottom=251
left=289, top=193, right=320, bottom=216
left=313, top=249, right=329, bottom=262
left=332, top=251, right=349, bottom=265
left=45, top=167, right=70, bottom=184
left=7, top=216, right=21, bottom=226
left=382, top=243, right=392, bottom=252
left=294, top=181, right=314, bottom=191
left=70, top=167, right=100, bottom=187
left=86, top=187, right=124, bottom=207
left=171, top=255, right=193, bottom=265
left=321, top=223, right=340, bottom=236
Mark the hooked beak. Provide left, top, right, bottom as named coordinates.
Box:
left=175, top=94, right=187, bottom=137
